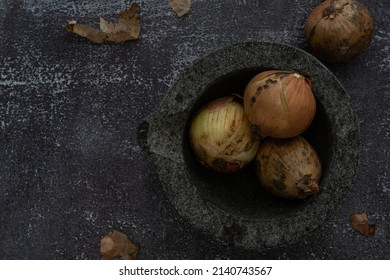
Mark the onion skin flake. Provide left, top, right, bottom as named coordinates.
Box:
left=350, top=213, right=376, bottom=237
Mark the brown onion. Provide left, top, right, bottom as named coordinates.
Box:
left=243, top=70, right=316, bottom=139
left=304, top=0, right=373, bottom=63
left=255, top=136, right=322, bottom=199
left=189, top=96, right=260, bottom=173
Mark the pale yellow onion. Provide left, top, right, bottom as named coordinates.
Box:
left=243, top=70, right=316, bottom=139
left=255, top=136, right=322, bottom=199
left=189, top=96, right=260, bottom=173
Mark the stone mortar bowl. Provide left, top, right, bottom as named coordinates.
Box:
left=138, top=42, right=360, bottom=251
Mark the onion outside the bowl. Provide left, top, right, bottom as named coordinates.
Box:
left=189, top=96, right=260, bottom=173
left=304, top=0, right=373, bottom=63
left=243, top=70, right=317, bottom=139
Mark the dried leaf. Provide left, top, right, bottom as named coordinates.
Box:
left=100, top=230, right=139, bottom=260
left=169, top=0, right=191, bottom=17
left=64, top=3, right=140, bottom=44
left=350, top=213, right=375, bottom=237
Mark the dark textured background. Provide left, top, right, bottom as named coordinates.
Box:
left=0, top=0, right=389, bottom=259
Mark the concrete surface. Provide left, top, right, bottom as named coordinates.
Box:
left=0, top=0, right=389, bottom=259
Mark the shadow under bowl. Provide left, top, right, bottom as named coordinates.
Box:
left=138, top=42, right=360, bottom=251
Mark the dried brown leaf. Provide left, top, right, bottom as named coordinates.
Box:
left=64, top=3, right=140, bottom=44
left=100, top=230, right=139, bottom=260
left=350, top=213, right=375, bottom=237
left=169, top=0, right=191, bottom=17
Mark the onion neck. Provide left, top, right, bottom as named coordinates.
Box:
left=323, top=0, right=349, bottom=19
left=296, top=175, right=319, bottom=199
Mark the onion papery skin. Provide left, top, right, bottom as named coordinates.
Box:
left=304, top=0, right=373, bottom=63
left=243, top=70, right=316, bottom=139
left=255, top=136, right=322, bottom=200
left=189, top=96, right=260, bottom=173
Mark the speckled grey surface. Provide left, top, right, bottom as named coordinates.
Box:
left=138, top=42, right=360, bottom=251
left=0, top=0, right=389, bottom=259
